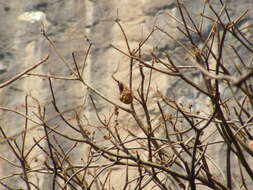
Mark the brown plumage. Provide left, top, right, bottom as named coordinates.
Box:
left=113, top=76, right=133, bottom=104
left=119, top=83, right=133, bottom=104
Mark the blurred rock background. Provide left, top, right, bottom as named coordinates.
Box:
left=0, top=0, right=252, bottom=189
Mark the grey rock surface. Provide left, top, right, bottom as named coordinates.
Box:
left=0, top=0, right=252, bottom=189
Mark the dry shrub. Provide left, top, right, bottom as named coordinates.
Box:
left=0, top=0, right=253, bottom=189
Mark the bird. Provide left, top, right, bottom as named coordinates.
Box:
left=112, top=75, right=133, bottom=104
